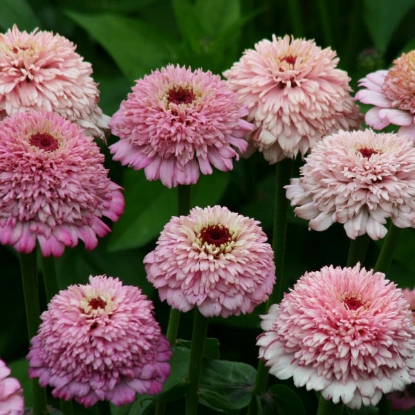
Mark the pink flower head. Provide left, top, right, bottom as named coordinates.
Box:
left=356, top=51, right=415, bottom=140
left=223, top=35, right=361, bottom=163
left=109, top=64, right=253, bottom=188
left=0, top=110, right=124, bottom=256
left=0, top=359, right=24, bottom=415
left=0, top=25, right=109, bottom=139
left=257, top=264, right=415, bottom=409
left=144, top=205, right=275, bottom=318
left=27, top=275, right=171, bottom=407
left=285, top=129, right=415, bottom=240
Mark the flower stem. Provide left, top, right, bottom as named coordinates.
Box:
left=346, top=234, right=370, bottom=267
left=94, top=400, right=112, bottom=415
left=316, top=394, right=344, bottom=415
left=19, top=251, right=48, bottom=415
left=41, top=256, right=59, bottom=301
left=374, top=223, right=402, bottom=273
left=186, top=308, right=209, bottom=415
left=247, top=159, right=293, bottom=415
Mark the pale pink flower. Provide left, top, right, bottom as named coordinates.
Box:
left=223, top=35, right=361, bottom=163
left=285, top=129, right=415, bottom=240
left=403, top=287, right=415, bottom=322
left=0, top=25, right=109, bottom=139
left=109, top=64, right=253, bottom=188
left=144, top=205, right=275, bottom=318
left=0, top=110, right=124, bottom=257
left=27, top=275, right=171, bottom=407
left=258, top=264, right=415, bottom=409
left=0, top=359, right=24, bottom=415
left=356, top=51, right=415, bottom=140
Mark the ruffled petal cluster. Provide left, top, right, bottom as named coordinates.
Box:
left=27, top=275, right=171, bottom=407
left=285, top=129, right=415, bottom=240
left=258, top=264, right=415, bottom=409
left=0, top=359, right=24, bottom=415
left=0, top=110, right=124, bottom=256
left=144, top=205, right=275, bottom=318
left=356, top=51, right=415, bottom=140
left=0, top=25, right=109, bottom=139
left=109, top=64, right=253, bottom=188
left=224, top=35, right=361, bottom=163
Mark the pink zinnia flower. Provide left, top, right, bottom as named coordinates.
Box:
left=285, top=129, right=415, bottom=240
left=223, top=35, right=361, bottom=163
left=257, top=264, right=415, bottom=409
left=356, top=50, right=415, bottom=140
left=144, top=205, right=275, bottom=318
left=109, top=64, right=253, bottom=188
left=0, top=359, right=24, bottom=415
left=27, top=275, right=171, bottom=407
left=0, top=110, right=124, bottom=256
left=0, top=25, right=109, bottom=139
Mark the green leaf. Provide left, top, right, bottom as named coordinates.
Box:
left=363, top=0, right=415, bottom=53
left=263, top=384, right=306, bottom=415
left=108, top=169, right=230, bottom=252
left=199, top=360, right=256, bottom=411
left=176, top=338, right=220, bottom=360
left=0, top=0, right=40, bottom=32
left=65, top=11, right=175, bottom=82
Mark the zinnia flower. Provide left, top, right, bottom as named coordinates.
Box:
left=109, top=64, right=253, bottom=188
left=0, top=359, right=24, bottom=415
left=0, top=25, right=109, bottom=139
left=0, top=110, right=124, bottom=256
left=355, top=50, right=415, bottom=140
left=223, top=35, right=361, bottom=163
left=285, top=129, right=415, bottom=240
left=257, top=264, right=415, bottom=409
left=144, top=205, right=275, bottom=318
left=27, top=275, right=171, bottom=407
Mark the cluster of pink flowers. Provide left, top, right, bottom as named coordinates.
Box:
left=224, top=35, right=361, bottom=163
left=0, top=359, right=24, bottom=415
left=28, top=276, right=171, bottom=407
left=258, top=264, right=415, bottom=409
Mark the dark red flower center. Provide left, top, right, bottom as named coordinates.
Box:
left=89, top=297, right=106, bottom=310
left=167, top=86, right=195, bottom=105
left=30, top=133, right=59, bottom=151
left=200, top=225, right=232, bottom=247
left=358, top=148, right=378, bottom=158
left=281, top=55, right=297, bottom=66
left=343, top=295, right=364, bottom=311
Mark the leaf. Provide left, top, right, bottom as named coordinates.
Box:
left=0, top=0, right=40, bottom=32
left=199, top=360, right=256, bottom=411
left=108, top=169, right=230, bottom=252
left=65, top=11, right=175, bottom=82
left=263, top=385, right=306, bottom=415
left=176, top=338, right=221, bottom=360
left=363, top=0, right=415, bottom=53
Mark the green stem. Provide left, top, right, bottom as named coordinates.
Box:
left=287, top=0, right=304, bottom=37
left=41, top=256, right=59, bottom=302
left=20, top=251, right=48, bottom=415
left=60, top=400, right=74, bottom=415
left=247, top=159, right=293, bottom=415
left=186, top=309, right=209, bottom=415
left=316, top=0, right=333, bottom=46
left=346, top=234, right=370, bottom=267
left=374, top=223, right=402, bottom=273
left=316, top=394, right=344, bottom=415
left=155, top=185, right=192, bottom=415
left=95, top=400, right=112, bottom=415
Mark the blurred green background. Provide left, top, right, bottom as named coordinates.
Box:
left=2, top=0, right=415, bottom=414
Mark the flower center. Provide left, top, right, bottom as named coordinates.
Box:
left=342, top=294, right=365, bottom=311
left=281, top=55, right=296, bottom=66
left=30, top=133, right=59, bottom=151
left=167, top=86, right=195, bottom=105
left=382, top=51, right=415, bottom=113
left=200, top=224, right=232, bottom=247
left=88, top=297, right=107, bottom=310
left=358, top=148, right=378, bottom=158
